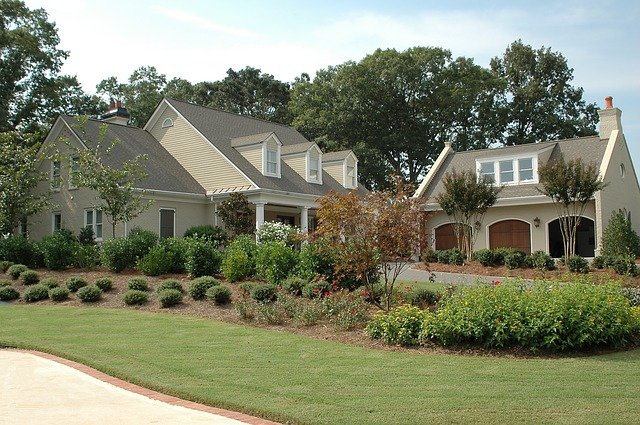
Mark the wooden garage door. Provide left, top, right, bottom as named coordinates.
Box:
left=489, top=220, right=531, bottom=254
left=435, top=223, right=458, bottom=250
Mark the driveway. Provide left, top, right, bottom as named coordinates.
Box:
left=396, top=263, right=506, bottom=285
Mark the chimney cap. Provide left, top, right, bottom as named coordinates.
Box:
left=605, top=96, right=613, bottom=109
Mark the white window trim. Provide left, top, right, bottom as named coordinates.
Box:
left=262, top=139, right=281, bottom=178
left=51, top=161, right=61, bottom=191
left=159, top=208, right=176, bottom=239
left=161, top=117, right=174, bottom=128
left=69, top=156, right=80, bottom=190
left=343, top=156, right=358, bottom=189
left=52, top=212, right=62, bottom=233
left=306, top=148, right=323, bottom=184
left=476, top=155, right=538, bottom=186
left=84, top=208, right=103, bottom=241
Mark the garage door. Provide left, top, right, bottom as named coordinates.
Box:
left=434, top=223, right=458, bottom=250
left=489, top=220, right=531, bottom=254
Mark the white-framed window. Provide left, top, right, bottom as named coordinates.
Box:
left=518, top=158, right=534, bottom=181
left=69, top=156, right=80, bottom=189
left=499, top=160, right=514, bottom=183
left=51, top=160, right=61, bottom=190
left=159, top=208, right=175, bottom=239
left=346, top=164, right=357, bottom=188
left=52, top=212, right=62, bottom=233
left=479, top=162, right=495, bottom=183
left=85, top=208, right=103, bottom=240
left=309, top=157, right=319, bottom=181
left=266, top=148, right=278, bottom=175
left=477, top=156, right=537, bottom=185
left=161, top=117, right=174, bottom=128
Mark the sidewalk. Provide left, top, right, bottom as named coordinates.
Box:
left=397, top=264, right=506, bottom=285
left=0, top=349, right=278, bottom=425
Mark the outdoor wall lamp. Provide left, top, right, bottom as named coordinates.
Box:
left=534, top=217, right=540, bottom=228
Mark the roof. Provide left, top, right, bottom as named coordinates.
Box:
left=322, top=150, right=353, bottom=162
left=230, top=132, right=275, bottom=148
left=419, top=136, right=608, bottom=202
left=60, top=116, right=205, bottom=195
left=281, top=141, right=316, bottom=155
left=165, top=98, right=367, bottom=197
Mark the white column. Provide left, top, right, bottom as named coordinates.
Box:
left=254, top=202, right=266, bottom=231
left=299, top=206, right=309, bottom=234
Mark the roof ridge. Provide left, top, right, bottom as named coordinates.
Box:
left=451, top=135, right=601, bottom=156
left=62, top=114, right=139, bottom=129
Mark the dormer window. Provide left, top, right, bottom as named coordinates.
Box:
left=266, top=148, right=278, bottom=174
left=69, top=156, right=80, bottom=189
left=347, top=164, right=356, bottom=187
left=161, top=118, right=174, bottom=128
left=310, top=158, right=319, bottom=181
left=51, top=160, right=61, bottom=190
left=477, top=156, right=537, bottom=185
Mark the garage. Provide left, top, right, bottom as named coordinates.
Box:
left=434, top=223, right=458, bottom=250
left=489, top=219, right=531, bottom=254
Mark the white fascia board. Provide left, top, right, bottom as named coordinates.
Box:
left=413, top=145, right=453, bottom=198
left=143, top=99, right=168, bottom=132
left=422, top=195, right=555, bottom=211
left=599, top=129, right=619, bottom=179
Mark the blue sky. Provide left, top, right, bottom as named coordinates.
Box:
left=26, top=0, right=640, bottom=171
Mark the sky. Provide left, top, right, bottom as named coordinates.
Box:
left=24, top=0, right=640, bottom=170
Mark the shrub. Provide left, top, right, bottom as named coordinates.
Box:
left=294, top=302, right=323, bottom=326
left=448, top=248, right=465, bottom=266
left=49, top=287, right=69, bottom=302
left=39, top=278, right=59, bottom=289
left=7, top=264, right=28, bottom=279
left=492, top=247, right=516, bottom=266
left=601, top=209, right=640, bottom=258
left=65, top=276, right=88, bottom=292
left=526, top=250, right=555, bottom=271
left=302, top=280, right=331, bottom=299
left=184, top=225, right=227, bottom=247
left=473, top=249, right=496, bottom=267
left=281, top=276, right=307, bottom=296
left=127, top=227, right=159, bottom=260
left=157, top=288, right=182, bottom=307
left=74, top=244, right=101, bottom=268
left=93, top=277, right=113, bottom=292
left=294, top=238, right=336, bottom=282
left=234, top=299, right=256, bottom=320
left=420, top=281, right=639, bottom=351
left=0, top=286, right=19, bottom=301
left=592, top=256, right=607, bottom=269
left=0, top=236, right=36, bottom=265
left=205, top=285, right=232, bottom=304
left=185, top=239, right=222, bottom=278
left=504, top=251, right=526, bottom=269
left=612, top=255, right=639, bottom=277
left=254, top=301, right=287, bottom=324
left=621, top=287, right=640, bottom=307
left=156, top=279, right=184, bottom=293
left=250, top=283, right=278, bottom=303
left=566, top=255, right=590, bottom=273
left=420, top=250, right=439, bottom=263
left=255, top=241, right=298, bottom=285
left=123, top=289, right=149, bottom=306
left=19, top=270, right=39, bottom=285
left=137, top=246, right=173, bottom=276
left=38, top=230, right=78, bottom=270
left=101, top=238, right=131, bottom=272
left=321, top=290, right=369, bottom=330
left=127, top=277, right=149, bottom=291
left=0, top=261, right=14, bottom=273
left=221, top=244, right=254, bottom=282
left=0, top=279, right=11, bottom=287
left=436, top=249, right=450, bottom=264
left=409, top=287, right=440, bottom=307
left=158, top=237, right=189, bottom=274
left=238, top=282, right=256, bottom=296
left=366, top=305, right=428, bottom=346
left=78, top=226, right=96, bottom=245
left=76, top=285, right=102, bottom=302
left=188, top=276, right=220, bottom=300
left=256, top=221, right=299, bottom=245
left=23, top=284, right=49, bottom=302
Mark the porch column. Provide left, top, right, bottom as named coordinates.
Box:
left=299, top=206, right=309, bottom=234
left=254, top=201, right=266, bottom=231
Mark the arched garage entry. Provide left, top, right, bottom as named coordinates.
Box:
left=434, top=223, right=473, bottom=250
left=548, top=217, right=595, bottom=258
left=489, top=219, right=531, bottom=254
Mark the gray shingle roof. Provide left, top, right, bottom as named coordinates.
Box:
left=61, top=116, right=205, bottom=195
left=282, top=141, right=315, bottom=155
left=420, top=136, right=608, bottom=202
left=165, top=98, right=367, bottom=197
left=230, top=132, right=274, bottom=148
left=322, top=150, right=352, bottom=162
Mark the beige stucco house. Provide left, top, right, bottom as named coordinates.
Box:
left=28, top=98, right=365, bottom=241
left=413, top=97, right=640, bottom=258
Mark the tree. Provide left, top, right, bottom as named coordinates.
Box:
left=68, top=118, right=152, bottom=237
left=217, top=193, right=254, bottom=238
left=435, top=170, right=501, bottom=260
left=315, top=180, right=423, bottom=311
left=0, top=132, right=50, bottom=234
left=490, top=40, right=598, bottom=146
left=538, top=157, right=607, bottom=260
left=601, top=209, right=640, bottom=258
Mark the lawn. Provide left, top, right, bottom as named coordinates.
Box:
left=1, top=305, right=639, bottom=424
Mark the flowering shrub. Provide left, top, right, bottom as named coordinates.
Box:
left=320, top=290, right=369, bottom=329
left=301, top=280, right=331, bottom=299
left=185, top=238, right=222, bottom=278
left=255, top=241, right=297, bottom=285
left=256, top=221, right=300, bottom=245
left=366, top=305, right=429, bottom=346
left=221, top=235, right=256, bottom=282
left=566, top=255, right=589, bottom=273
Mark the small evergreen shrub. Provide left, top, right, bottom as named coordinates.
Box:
left=65, top=276, right=88, bottom=292
left=566, top=255, right=590, bottom=273
left=123, top=289, right=149, bottom=306
left=49, top=287, right=69, bottom=301
left=255, top=241, right=298, bottom=285
left=39, top=278, right=59, bottom=289
left=127, top=277, right=149, bottom=291
left=294, top=238, right=337, bottom=282
left=504, top=251, right=526, bottom=269
left=188, top=276, right=220, bottom=300
left=7, top=264, right=28, bottom=280
left=38, top=230, right=78, bottom=270
left=250, top=283, right=278, bottom=303
left=221, top=245, right=253, bottom=282
left=448, top=248, right=465, bottom=266
left=281, top=276, right=307, bottom=295
left=77, top=285, right=102, bottom=302
left=127, top=227, right=159, bottom=260
left=205, top=285, right=232, bottom=304
left=526, top=251, right=555, bottom=271
left=184, top=225, right=227, bottom=247
left=601, top=209, right=640, bottom=258
left=93, top=277, right=113, bottom=292
left=473, top=249, right=496, bottom=267
left=492, top=247, right=516, bottom=266
left=612, top=255, right=639, bottom=277
left=101, top=238, right=131, bottom=272
left=302, top=280, right=331, bottom=299
left=420, top=249, right=439, bottom=264
left=0, top=286, right=19, bottom=301
left=592, top=256, right=607, bottom=269
left=78, top=226, right=96, bottom=245
left=74, top=244, right=101, bottom=268
left=137, top=246, right=173, bottom=276
left=158, top=237, right=189, bottom=274
left=156, top=279, right=184, bottom=293
left=436, top=249, right=451, bottom=264
left=409, top=287, right=440, bottom=307
left=157, top=288, right=183, bottom=307
left=0, top=236, right=36, bottom=265
left=23, top=284, right=50, bottom=302
left=185, top=239, right=222, bottom=278
left=19, top=270, right=39, bottom=285
left=0, top=261, right=14, bottom=273
left=366, top=305, right=428, bottom=346
left=0, top=279, right=11, bottom=287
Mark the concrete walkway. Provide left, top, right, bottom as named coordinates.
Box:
left=0, top=349, right=278, bottom=425
left=397, top=264, right=506, bottom=285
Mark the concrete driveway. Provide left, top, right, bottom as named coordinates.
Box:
left=0, top=350, right=278, bottom=425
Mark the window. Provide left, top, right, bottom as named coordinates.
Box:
left=309, top=157, right=319, bottom=181
left=519, top=158, right=534, bottom=181
left=51, top=161, right=61, bottom=190
left=346, top=164, right=357, bottom=188
left=159, top=209, right=175, bottom=239
left=18, top=219, right=27, bottom=237
left=479, top=162, right=495, bottom=183
left=266, top=149, right=278, bottom=175
left=620, top=163, right=626, bottom=178
left=477, top=156, right=537, bottom=185
left=69, top=156, right=80, bottom=189
left=52, top=212, right=61, bottom=233
left=161, top=117, right=174, bottom=128
left=499, top=160, right=514, bottom=183
left=85, top=208, right=103, bottom=240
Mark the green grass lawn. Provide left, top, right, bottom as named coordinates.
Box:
left=2, top=305, right=639, bottom=425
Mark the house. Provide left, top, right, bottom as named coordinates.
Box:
left=28, top=98, right=366, bottom=241
left=413, top=97, right=640, bottom=258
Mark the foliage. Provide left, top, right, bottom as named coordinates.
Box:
left=123, top=289, right=149, bottom=306
left=19, top=269, right=39, bottom=285
left=294, top=238, right=337, bottom=282
left=0, top=236, right=36, bottom=265
left=127, top=227, right=158, bottom=259
left=218, top=193, right=254, bottom=237
left=504, top=251, right=527, bottom=269
left=77, top=226, right=96, bottom=245
left=526, top=251, right=555, bottom=271
left=436, top=170, right=500, bottom=259
left=601, top=209, right=640, bottom=258
left=0, top=279, right=10, bottom=287
left=101, top=238, right=131, bottom=272
left=76, top=285, right=101, bottom=302
left=281, top=276, right=308, bottom=296
left=302, top=280, right=331, bottom=299
left=538, top=156, right=606, bottom=260
left=156, top=279, right=184, bottom=294
left=184, top=225, right=227, bottom=247
left=621, top=287, right=640, bottom=307
left=7, top=264, right=28, bottom=279
left=0, top=285, right=19, bottom=301
left=254, top=241, right=298, bottom=285
left=205, top=285, right=232, bottom=305
left=592, top=256, right=607, bottom=269
left=221, top=235, right=257, bottom=282
left=409, top=288, right=441, bottom=308
left=249, top=283, right=278, bottom=303
left=188, top=276, right=220, bottom=300
left=320, top=290, right=369, bottom=330
left=48, top=287, right=69, bottom=302
left=39, top=277, right=58, bottom=289
left=65, top=276, right=88, bottom=292
left=256, top=221, right=300, bottom=245
left=421, top=281, right=639, bottom=351
left=612, top=256, right=639, bottom=277
left=366, top=305, right=429, bottom=346
left=38, top=230, right=78, bottom=270
left=137, top=246, right=173, bottom=276
left=185, top=238, right=222, bottom=278
left=22, top=284, right=49, bottom=302
left=93, top=277, right=113, bottom=292
left=157, top=288, right=183, bottom=308
left=74, top=244, right=101, bottom=269
left=474, top=249, right=497, bottom=267
left=566, top=255, right=590, bottom=273
left=127, top=278, right=149, bottom=292
left=158, top=237, right=189, bottom=274
left=0, top=261, right=13, bottom=272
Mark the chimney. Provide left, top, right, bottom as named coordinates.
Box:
left=109, top=98, right=116, bottom=110
left=598, top=95, right=622, bottom=139
left=100, top=98, right=130, bottom=126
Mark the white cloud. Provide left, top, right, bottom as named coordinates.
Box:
left=152, top=6, right=258, bottom=39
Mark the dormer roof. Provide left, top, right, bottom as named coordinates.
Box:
left=231, top=132, right=278, bottom=148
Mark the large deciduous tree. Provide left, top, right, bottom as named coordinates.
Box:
left=490, top=40, right=598, bottom=146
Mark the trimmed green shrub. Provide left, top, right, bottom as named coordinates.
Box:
left=0, top=236, right=36, bottom=265
left=473, top=249, right=496, bottom=267
left=78, top=225, right=96, bottom=245
left=592, top=256, right=607, bottom=269
left=127, top=227, right=159, bottom=260
left=77, top=285, right=102, bottom=302
left=366, top=305, right=428, bottom=346
left=39, top=278, right=59, bottom=289
left=221, top=240, right=255, bottom=282
left=420, top=249, right=439, bottom=263
left=123, top=289, right=149, bottom=306
left=184, top=225, right=227, bottom=247
left=409, top=287, right=440, bottom=307
left=526, top=250, right=555, bottom=271
left=205, top=285, right=232, bottom=304
left=255, top=241, right=298, bottom=285
left=437, top=248, right=465, bottom=265
left=23, top=284, right=49, bottom=302
left=158, top=288, right=183, bottom=307
left=612, top=255, right=639, bottom=277
left=0, top=279, right=11, bottom=287
left=188, top=276, right=220, bottom=300
left=436, top=249, right=450, bottom=264
left=302, top=280, right=331, bottom=299
left=294, top=238, right=336, bottom=282
left=250, top=283, right=278, bottom=303
left=65, top=276, right=88, bottom=292
left=19, top=270, right=39, bottom=285
left=601, top=209, right=640, bottom=258
left=101, top=238, right=131, bottom=272
left=0, top=261, right=14, bottom=273
left=127, top=277, right=149, bottom=291
left=7, top=264, right=28, bottom=279
left=185, top=239, right=222, bottom=278
left=567, top=255, right=590, bottom=273
left=158, top=237, right=189, bottom=274
left=48, top=287, right=69, bottom=302
left=504, top=251, right=526, bottom=269
left=74, top=244, right=101, bottom=268
left=137, top=246, right=172, bottom=276
left=281, top=276, right=307, bottom=295
left=156, top=279, right=184, bottom=293
left=492, top=247, right=516, bottom=266
left=38, top=230, right=78, bottom=270
left=0, top=286, right=19, bottom=301
left=93, top=277, right=113, bottom=292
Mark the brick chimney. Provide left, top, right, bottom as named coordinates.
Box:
left=597, top=95, right=622, bottom=139
left=100, top=98, right=130, bottom=125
